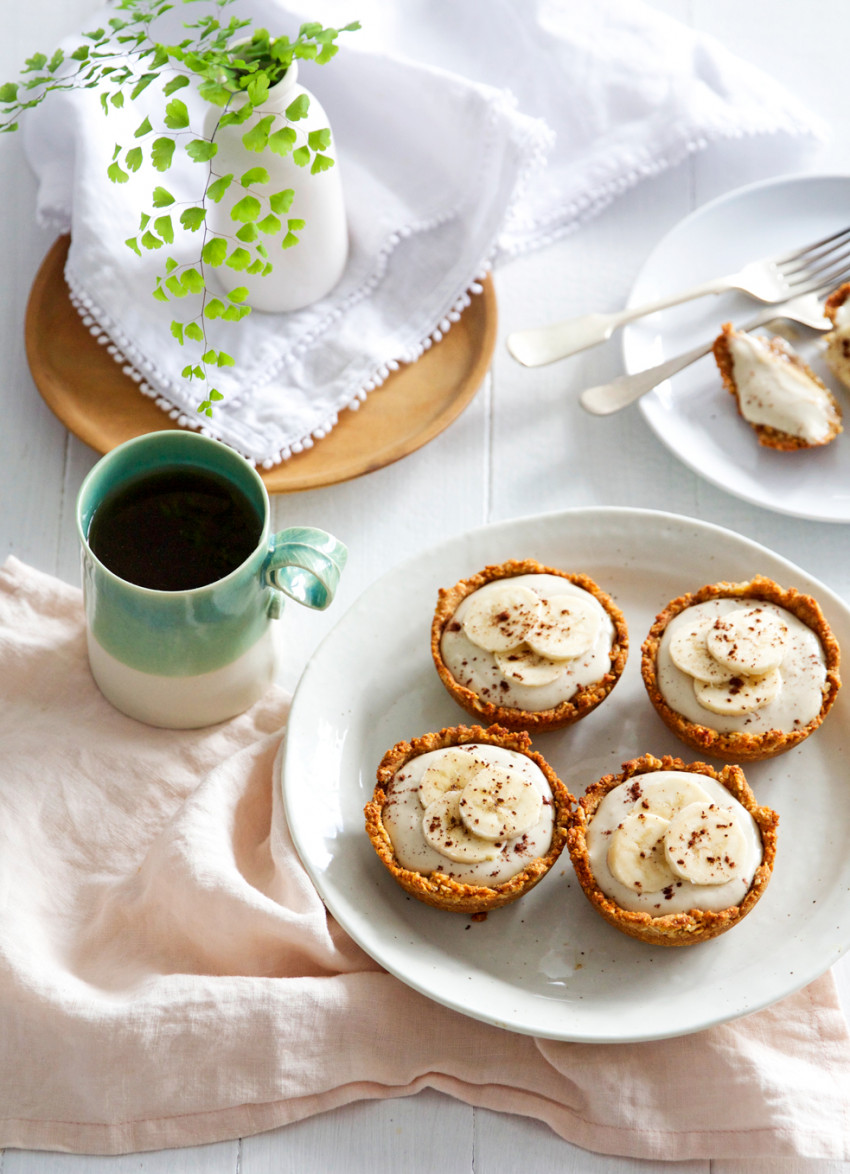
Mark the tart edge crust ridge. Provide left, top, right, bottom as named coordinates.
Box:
left=566, top=752, right=779, bottom=947
left=430, top=558, right=629, bottom=732
left=364, top=723, right=574, bottom=914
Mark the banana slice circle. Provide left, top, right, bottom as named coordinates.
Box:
left=664, top=801, right=748, bottom=885
left=493, top=645, right=566, bottom=686
left=457, top=765, right=542, bottom=841
left=694, top=667, right=782, bottom=715
left=632, top=775, right=713, bottom=820
left=607, top=810, right=676, bottom=893
left=418, top=749, right=484, bottom=809
left=668, top=615, right=734, bottom=684
left=460, top=583, right=541, bottom=653
left=705, top=607, right=789, bottom=676
left=421, top=791, right=500, bottom=863
left=525, top=594, right=601, bottom=660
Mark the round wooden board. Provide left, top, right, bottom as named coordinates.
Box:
left=25, top=236, right=497, bottom=493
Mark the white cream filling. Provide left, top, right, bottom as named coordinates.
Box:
left=727, top=331, right=836, bottom=442
left=586, top=772, right=763, bottom=915
left=382, top=744, right=555, bottom=886
left=657, top=599, right=827, bottom=734
left=440, top=574, right=616, bottom=713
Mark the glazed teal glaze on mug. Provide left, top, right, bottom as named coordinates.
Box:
left=76, top=430, right=347, bottom=728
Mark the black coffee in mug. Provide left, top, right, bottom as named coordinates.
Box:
left=88, top=465, right=263, bottom=591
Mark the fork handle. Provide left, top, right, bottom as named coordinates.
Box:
left=579, top=304, right=778, bottom=415
left=506, top=276, right=735, bottom=367
left=579, top=339, right=717, bottom=415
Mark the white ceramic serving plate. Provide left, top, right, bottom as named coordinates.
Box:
left=281, top=507, right=850, bottom=1042
left=623, top=173, right=850, bottom=522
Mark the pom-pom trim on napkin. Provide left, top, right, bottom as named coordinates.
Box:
left=65, top=243, right=498, bottom=467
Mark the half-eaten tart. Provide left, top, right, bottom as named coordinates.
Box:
left=712, top=322, right=841, bottom=450
left=431, top=559, right=628, bottom=732
left=567, top=753, right=778, bottom=947
left=824, top=282, right=850, bottom=388
left=641, top=575, right=841, bottom=762
left=364, top=724, right=573, bottom=914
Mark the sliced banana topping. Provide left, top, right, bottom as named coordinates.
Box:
left=705, top=607, right=789, bottom=675
left=694, top=667, right=782, bottom=715
left=421, top=791, right=500, bottom=863
left=668, top=614, right=734, bottom=684
left=664, top=802, right=748, bottom=886
left=494, top=645, right=566, bottom=686
left=607, top=810, right=675, bottom=893
left=418, top=748, right=483, bottom=808
left=460, top=582, right=541, bottom=652
left=633, top=774, right=713, bottom=820
left=525, top=594, right=601, bottom=660
left=458, top=765, right=542, bottom=841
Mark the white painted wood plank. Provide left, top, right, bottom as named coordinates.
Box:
left=240, top=1090, right=472, bottom=1174
left=267, top=373, right=493, bottom=694
left=1, top=1140, right=238, bottom=1174
left=473, top=1108, right=708, bottom=1174
left=712, top=1162, right=850, bottom=1174
left=0, top=0, right=96, bottom=581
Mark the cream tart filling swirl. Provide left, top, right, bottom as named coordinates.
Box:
left=440, top=574, right=616, bottom=713
left=656, top=598, right=827, bottom=733
left=380, top=743, right=555, bottom=886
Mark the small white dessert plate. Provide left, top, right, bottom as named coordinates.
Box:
left=623, top=173, right=850, bottom=522
left=281, top=507, right=850, bottom=1042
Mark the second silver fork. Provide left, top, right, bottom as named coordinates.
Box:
left=579, top=271, right=850, bottom=416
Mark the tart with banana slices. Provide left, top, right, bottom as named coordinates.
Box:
left=642, top=575, right=841, bottom=762
left=567, top=754, right=778, bottom=947
left=364, top=724, right=573, bottom=914
left=712, top=322, right=841, bottom=450
left=431, top=559, right=628, bottom=732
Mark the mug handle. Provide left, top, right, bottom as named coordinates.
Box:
left=262, top=527, right=347, bottom=612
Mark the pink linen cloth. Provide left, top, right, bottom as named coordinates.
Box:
left=1, top=555, right=849, bottom=1159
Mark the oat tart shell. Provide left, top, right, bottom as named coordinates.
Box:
left=430, top=559, right=629, bottom=733
left=824, top=281, right=850, bottom=325
left=364, top=723, right=574, bottom=914
left=641, top=575, right=841, bottom=762
left=712, top=322, right=842, bottom=450
left=566, top=753, right=779, bottom=947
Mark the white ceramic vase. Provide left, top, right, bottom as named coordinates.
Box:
left=203, top=61, right=348, bottom=313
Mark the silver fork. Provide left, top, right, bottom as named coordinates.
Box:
left=507, top=225, right=850, bottom=367
left=579, top=268, right=850, bottom=417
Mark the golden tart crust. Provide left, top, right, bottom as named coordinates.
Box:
left=430, top=559, right=628, bottom=733
left=824, top=281, right=850, bottom=325
left=567, top=753, right=779, bottom=947
left=641, top=575, right=841, bottom=762
left=364, top=723, right=574, bottom=914
left=712, top=322, right=841, bottom=451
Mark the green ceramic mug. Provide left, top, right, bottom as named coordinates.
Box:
left=76, top=430, right=347, bottom=728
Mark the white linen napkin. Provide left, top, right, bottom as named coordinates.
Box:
left=22, top=0, right=827, bottom=467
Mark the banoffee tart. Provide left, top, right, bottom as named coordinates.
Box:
left=567, top=754, right=778, bottom=947
left=712, top=322, right=841, bottom=450
left=431, top=559, right=628, bottom=732
left=364, top=724, right=573, bottom=914
left=642, top=575, right=841, bottom=761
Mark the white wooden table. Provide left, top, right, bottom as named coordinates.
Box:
left=2, top=1, right=849, bottom=1170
